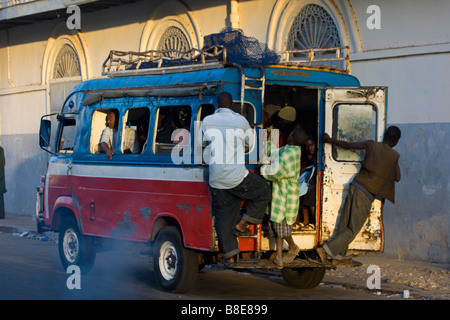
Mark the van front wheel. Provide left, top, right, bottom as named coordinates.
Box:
left=58, top=217, right=96, bottom=274
left=281, top=267, right=326, bottom=289
left=153, top=227, right=198, bottom=293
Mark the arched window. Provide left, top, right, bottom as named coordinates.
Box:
left=49, top=44, right=82, bottom=112
left=157, top=26, right=191, bottom=56
left=52, top=44, right=81, bottom=79
left=287, top=4, right=341, bottom=51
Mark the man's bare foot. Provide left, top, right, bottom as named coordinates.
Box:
left=273, top=256, right=283, bottom=269
left=315, top=246, right=328, bottom=264
left=282, top=244, right=300, bottom=264
left=234, top=219, right=248, bottom=232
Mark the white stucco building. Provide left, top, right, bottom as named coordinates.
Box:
left=0, top=0, right=448, bottom=263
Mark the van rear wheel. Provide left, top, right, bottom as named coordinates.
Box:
left=153, top=226, right=198, bottom=293
left=58, top=217, right=96, bottom=274
left=281, top=267, right=326, bottom=289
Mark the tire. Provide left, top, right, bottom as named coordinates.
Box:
left=281, top=267, right=326, bottom=289
left=58, top=217, right=96, bottom=274
left=153, top=226, right=198, bottom=293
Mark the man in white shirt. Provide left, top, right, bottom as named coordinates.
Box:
left=100, top=110, right=118, bottom=160
left=200, top=92, right=271, bottom=266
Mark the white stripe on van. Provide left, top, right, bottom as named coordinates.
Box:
left=47, top=160, right=206, bottom=182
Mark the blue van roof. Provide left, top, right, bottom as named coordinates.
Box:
left=63, top=65, right=360, bottom=114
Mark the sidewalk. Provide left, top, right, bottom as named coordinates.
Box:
left=1, top=214, right=448, bottom=300
left=321, top=253, right=449, bottom=300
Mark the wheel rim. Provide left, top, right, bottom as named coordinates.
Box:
left=63, top=227, right=79, bottom=263
left=158, top=240, right=178, bottom=281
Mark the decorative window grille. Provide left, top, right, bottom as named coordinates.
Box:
left=287, top=4, right=341, bottom=51
left=52, top=44, right=81, bottom=79
left=157, top=26, right=191, bottom=57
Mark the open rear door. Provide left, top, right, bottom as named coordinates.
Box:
left=320, top=87, right=387, bottom=252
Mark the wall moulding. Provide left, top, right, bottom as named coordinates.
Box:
left=266, top=0, right=361, bottom=54
left=41, top=23, right=92, bottom=85
left=139, top=0, right=202, bottom=52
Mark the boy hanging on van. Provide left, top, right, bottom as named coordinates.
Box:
left=100, top=110, right=119, bottom=160
left=316, top=126, right=401, bottom=266
left=260, top=129, right=308, bottom=268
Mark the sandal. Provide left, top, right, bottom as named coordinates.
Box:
left=233, top=229, right=252, bottom=237
left=220, top=258, right=237, bottom=268
left=301, top=224, right=314, bottom=230
left=292, top=223, right=304, bottom=230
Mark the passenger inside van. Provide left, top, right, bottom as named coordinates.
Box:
left=122, top=126, right=139, bottom=154
left=295, top=135, right=317, bottom=230
left=136, top=115, right=149, bottom=152
left=100, top=110, right=119, bottom=160
left=263, top=104, right=281, bottom=142
left=272, top=106, right=296, bottom=147
left=156, top=108, right=176, bottom=144
left=155, top=106, right=192, bottom=154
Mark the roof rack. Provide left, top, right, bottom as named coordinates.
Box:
left=102, top=45, right=227, bottom=77
left=102, top=45, right=350, bottom=77
left=278, top=46, right=350, bottom=73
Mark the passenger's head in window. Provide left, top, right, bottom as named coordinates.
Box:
left=277, top=106, right=296, bottom=127
left=105, top=110, right=119, bottom=130
left=264, top=104, right=281, bottom=127
left=100, top=110, right=119, bottom=160
left=176, top=106, right=191, bottom=130
left=287, top=128, right=308, bottom=147
left=273, top=106, right=297, bottom=147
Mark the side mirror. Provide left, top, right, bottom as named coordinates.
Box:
left=39, top=119, right=52, bottom=148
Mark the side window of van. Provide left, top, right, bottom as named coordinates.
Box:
left=90, top=109, right=119, bottom=154
left=233, top=102, right=256, bottom=126
left=121, top=107, right=150, bottom=154
left=332, top=104, right=377, bottom=162
left=198, top=104, right=215, bottom=121
left=154, top=105, right=191, bottom=155
left=58, top=118, right=76, bottom=153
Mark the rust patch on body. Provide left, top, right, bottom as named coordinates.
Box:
left=271, top=70, right=310, bottom=79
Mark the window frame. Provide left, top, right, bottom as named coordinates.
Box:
left=56, top=117, right=77, bottom=154
left=331, top=103, right=378, bottom=162
left=152, top=105, right=193, bottom=156
left=89, top=108, right=120, bottom=155
left=120, top=107, right=151, bottom=155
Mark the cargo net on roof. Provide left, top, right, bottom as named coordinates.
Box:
left=202, top=28, right=280, bottom=67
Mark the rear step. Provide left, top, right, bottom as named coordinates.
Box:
left=228, top=258, right=333, bottom=270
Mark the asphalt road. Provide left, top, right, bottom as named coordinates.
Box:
left=0, top=231, right=397, bottom=302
